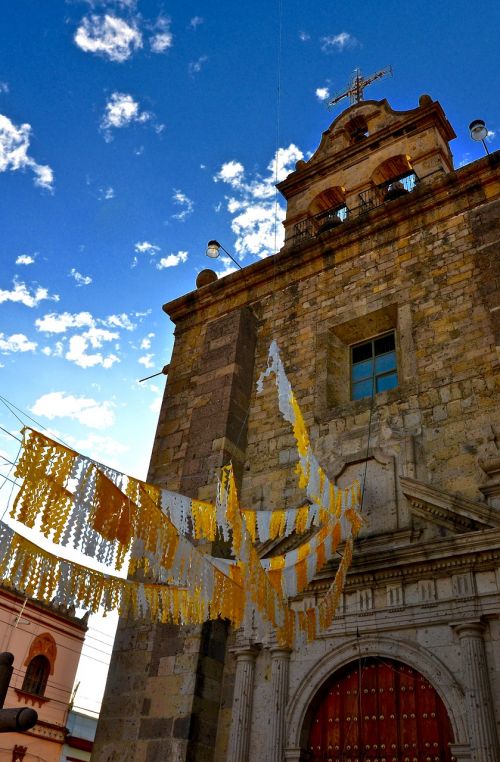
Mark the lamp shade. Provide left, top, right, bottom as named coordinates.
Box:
left=469, top=119, right=488, bottom=142
left=206, top=240, right=221, bottom=259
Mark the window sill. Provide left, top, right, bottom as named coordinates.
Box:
left=316, top=380, right=417, bottom=424
left=14, top=688, right=49, bottom=708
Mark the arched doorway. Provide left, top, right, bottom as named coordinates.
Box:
left=307, top=657, right=454, bottom=761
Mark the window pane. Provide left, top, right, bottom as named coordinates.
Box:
left=375, top=351, right=397, bottom=374
left=352, top=378, right=374, bottom=400
left=374, top=333, right=395, bottom=355
left=352, top=358, right=373, bottom=381
left=352, top=342, right=372, bottom=363
left=376, top=371, right=398, bottom=393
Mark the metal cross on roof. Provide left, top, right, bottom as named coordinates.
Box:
left=328, top=66, right=392, bottom=111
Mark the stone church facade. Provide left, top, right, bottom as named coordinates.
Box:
left=93, top=94, right=500, bottom=762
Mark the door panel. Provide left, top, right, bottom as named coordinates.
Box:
left=307, top=658, right=453, bottom=761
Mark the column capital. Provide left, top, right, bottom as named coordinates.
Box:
left=270, top=645, right=292, bottom=659
left=230, top=643, right=260, bottom=661
left=450, top=619, right=487, bottom=639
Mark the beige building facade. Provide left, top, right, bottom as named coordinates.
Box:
left=94, top=94, right=500, bottom=762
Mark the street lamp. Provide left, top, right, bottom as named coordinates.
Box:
left=469, top=119, right=490, bottom=155
left=205, top=240, right=242, bottom=269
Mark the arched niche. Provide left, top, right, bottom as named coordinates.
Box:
left=24, top=632, right=57, bottom=675
left=307, top=187, right=346, bottom=217
left=286, top=635, right=468, bottom=753
left=371, top=154, right=413, bottom=186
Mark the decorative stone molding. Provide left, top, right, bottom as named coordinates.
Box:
left=401, top=476, right=500, bottom=531
left=285, top=634, right=467, bottom=752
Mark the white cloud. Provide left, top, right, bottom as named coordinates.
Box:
left=140, top=332, right=154, bottom=350
left=134, top=240, right=160, bottom=255
left=138, top=353, right=154, bottom=368
left=100, top=92, right=153, bottom=141
left=66, top=335, right=120, bottom=369
left=0, top=82, right=9, bottom=94
left=0, top=279, right=59, bottom=307
left=150, top=16, right=173, bottom=53
left=156, top=251, right=188, bottom=269
left=16, top=254, right=35, bottom=265
left=171, top=189, right=194, bottom=221
left=0, top=114, right=54, bottom=191
left=69, top=268, right=93, bottom=286
left=486, top=129, right=496, bottom=142
left=189, top=16, right=204, bottom=29
left=315, top=87, right=330, bottom=101
left=99, top=186, right=115, bottom=200
left=84, top=326, right=119, bottom=348
left=298, top=31, right=310, bottom=42
left=105, top=313, right=136, bottom=330
left=213, top=144, right=304, bottom=260
left=0, top=333, right=37, bottom=354
left=68, top=432, right=128, bottom=461
left=35, top=311, right=94, bottom=333
left=321, top=32, right=358, bottom=53
left=31, top=392, right=115, bottom=429
left=74, top=14, right=142, bottom=62
left=214, top=256, right=238, bottom=278
left=213, top=160, right=245, bottom=188
left=188, top=56, right=208, bottom=75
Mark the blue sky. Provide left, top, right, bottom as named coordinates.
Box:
left=0, top=0, right=498, bottom=715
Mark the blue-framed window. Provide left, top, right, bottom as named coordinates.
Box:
left=351, top=332, right=398, bottom=400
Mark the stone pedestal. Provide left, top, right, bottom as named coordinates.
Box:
left=453, top=620, right=500, bottom=762
left=267, top=647, right=291, bottom=762
left=227, top=645, right=259, bottom=762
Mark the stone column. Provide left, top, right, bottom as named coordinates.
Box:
left=453, top=620, right=500, bottom=762
left=267, top=647, right=292, bottom=762
left=227, top=645, right=259, bottom=762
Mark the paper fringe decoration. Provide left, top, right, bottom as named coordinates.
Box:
left=6, top=342, right=363, bottom=647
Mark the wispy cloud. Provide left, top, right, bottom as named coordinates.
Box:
left=69, top=268, right=93, bottom=286
left=213, top=144, right=303, bottom=260
left=65, top=334, right=120, bottom=369
left=149, top=15, right=173, bottom=53
left=0, top=333, right=37, bottom=354
left=138, top=353, right=154, bottom=368
left=134, top=241, right=160, bottom=256
left=171, top=189, right=194, bottom=221
left=298, top=31, right=310, bottom=42
left=156, top=251, right=188, bottom=269
left=74, top=14, right=142, bottom=62
left=98, top=186, right=115, bottom=200
left=0, top=114, right=54, bottom=191
left=188, top=56, right=208, bottom=76
left=315, top=87, right=330, bottom=101
left=189, top=16, right=204, bottom=29
left=0, top=279, right=59, bottom=307
left=0, top=82, right=9, bottom=94
left=31, top=392, right=115, bottom=429
left=140, top=332, right=155, bottom=350
left=16, top=254, right=35, bottom=266
left=321, top=32, right=358, bottom=53
left=100, top=92, right=156, bottom=141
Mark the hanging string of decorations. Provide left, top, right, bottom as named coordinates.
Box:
left=3, top=343, right=363, bottom=647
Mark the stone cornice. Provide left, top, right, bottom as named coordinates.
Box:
left=163, top=152, right=499, bottom=329
left=400, top=476, right=500, bottom=531
left=311, top=528, right=500, bottom=591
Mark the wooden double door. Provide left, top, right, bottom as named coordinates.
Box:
left=307, top=658, right=453, bottom=761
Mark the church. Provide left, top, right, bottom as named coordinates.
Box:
left=93, top=86, right=500, bottom=762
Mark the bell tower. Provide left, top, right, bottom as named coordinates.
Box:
left=278, top=94, right=456, bottom=247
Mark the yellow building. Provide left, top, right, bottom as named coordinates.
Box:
left=94, top=93, right=500, bottom=762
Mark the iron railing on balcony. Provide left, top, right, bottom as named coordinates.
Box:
left=288, top=171, right=419, bottom=248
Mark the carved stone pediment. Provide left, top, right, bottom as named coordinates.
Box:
left=400, top=476, right=500, bottom=533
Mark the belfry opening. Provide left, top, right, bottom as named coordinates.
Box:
left=306, top=658, right=454, bottom=762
